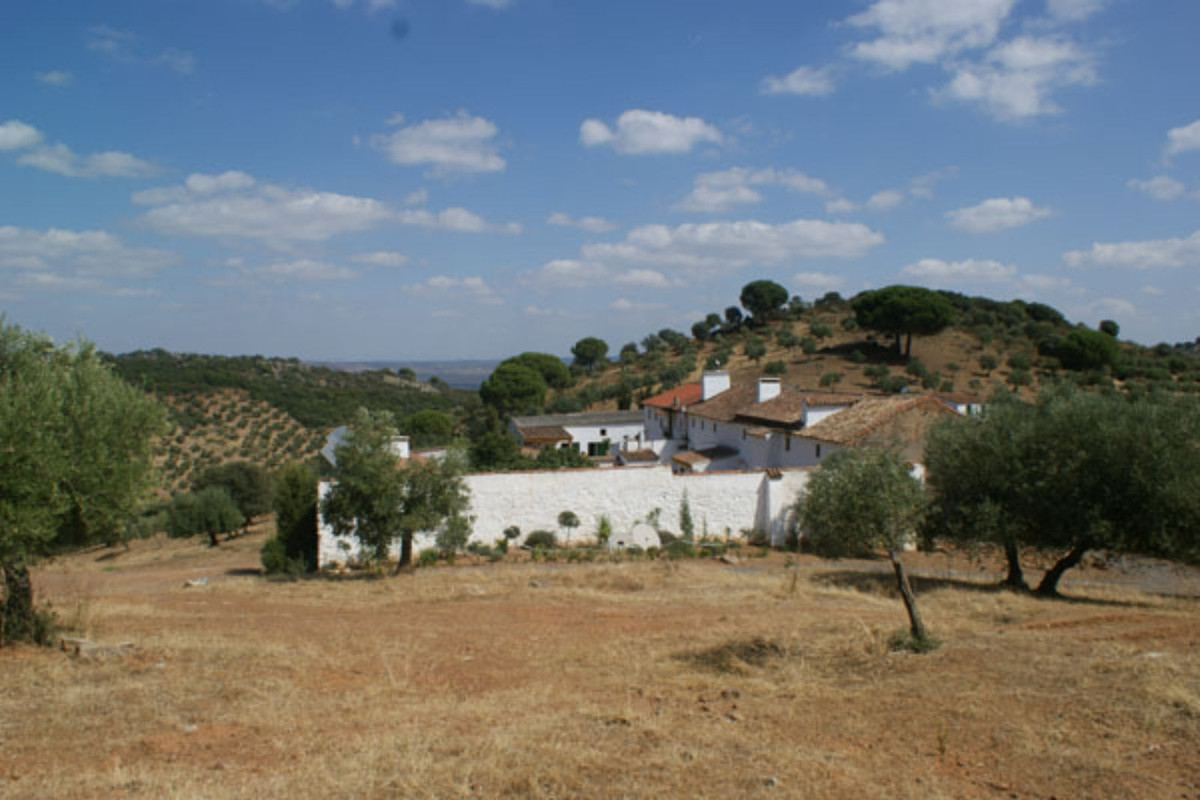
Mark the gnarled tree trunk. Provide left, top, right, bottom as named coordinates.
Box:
left=1036, top=543, right=1090, bottom=597
left=1002, top=539, right=1028, bottom=591
left=392, top=533, right=414, bottom=575
left=888, top=549, right=928, bottom=641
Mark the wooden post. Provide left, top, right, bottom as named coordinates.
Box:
left=888, top=549, right=928, bottom=641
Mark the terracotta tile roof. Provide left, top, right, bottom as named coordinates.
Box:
left=797, top=394, right=954, bottom=445
left=688, top=384, right=863, bottom=427
left=515, top=425, right=571, bottom=443
left=621, top=449, right=659, bottom=462
left=642, top=382, right=703, bottom=410
left=671, top=445, right=739, bottom=466
left=511, top=410, right=643, bottom=428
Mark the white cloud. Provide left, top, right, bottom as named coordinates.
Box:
left=1127, top=176, right=1186, bottom=202
left=825, top=198, right=858, bottom=215
left=610, top=298, right=664, bottom=312
left=902, top=257, right=1017, bottom=283
left=867, top=189, right=905, bottom=210
left=940, top=35, right=1097, bottom=120
left=547, top=212, right=617, bottom=232
left=1046, top=0, right=1106, bottom=23
left=846, top=0, right=1017, bottom=70
left=1165, top=119, right=1200, bottom=160
left=404, top=187, right=429, bottom=206
left=35, top=70, right=73, bottom=87
left=1087, top=296, right=1137, bottom=319
left=254, top=259, right=357, bottom=281
left=1021, top=273, right=1072, bottom=290
left=791, top=271, right=844, bottom=292
left=87, top=25, right=195, bottom=74
left=406, top=275, right=501, bottom=304
left=760, top=65, right=835, bottom=96
left=0, top=226, right=178, bottom=286
left=678, top=167, right=829, bottom=212
left=396, top=207, right=521, bottom=235
left=580, top=109, right=722, bottom=155
left=909, top=166, right=958, bottom=198
left=1064, top=230, right=1200, bottom=269
left=372, top=111, right=505, bottom=175
left=528, top=218, right=882, bottom=290
left=136, top=172, right=391, bottom=245
left=947, top=196, right=1052, bottom=233
left=614, top=269, right=677, bottom=288
left=0, top=120, right=43, bottom=151
left=523, top=304, right=566, bottom=317
left=351, top=251, right=409, bottom=267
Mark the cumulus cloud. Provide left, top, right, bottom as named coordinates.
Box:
left=760, top=65, right=835, bottom=96
left=528, top=218, right=883, bottom=288
left=0, top=120, right=43, bottom=151
left=678, top=167, right=830, bottom=212
left=947, top=196, right=1052, bottom=233
left=791, top=271, right=844, bottom=292
left=1063, top=230, right=1200, bottom=269
left=939, top=35, right=1097, bottom=120
left=580, top=109, right=722, bottom=155
left=397, top=207, right=521, bottom=234
left=0, top=119, right=155, bottom=178
left=351, top=250, right=409, bottom=267
left=1127, top=176, right=1186, bottom=202
left=0, top=226, right=178, bottom=290
left=613, top=269, right=677, bottom=288
left=866, top=189, right=905, bottom=210
left=902, top=257, right=1017, bottom=283
left=35, top=70, right=73, bottom=87
left=547, top=212, right=617, bottom=232
left=846, top=0, right=1016, bottom=70
left=136, top=171, right=391, bottom=245
left=252, top=259, right=357, bottom=281
left=406, top=275, right=501, bottom=304
left=372, top=111, right=506, bottom=175
left=1165, top=119, right=1200, bottom=160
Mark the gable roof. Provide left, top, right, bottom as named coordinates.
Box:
left=515, top=425, right=571, bottom=443
left=688, top=384, right=863, bottom=427
left=642, top=382, right=703, bottom=410
left=510, top=410, right=643, bottom=429
left=797, top=394, right=954, bottom=445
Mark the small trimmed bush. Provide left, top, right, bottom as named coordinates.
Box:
left=524, top=530, right=558, bottom=549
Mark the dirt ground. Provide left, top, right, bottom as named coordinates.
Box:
left=2, top=529, right=1199, bottom=799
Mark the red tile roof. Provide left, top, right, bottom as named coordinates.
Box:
left=642, top=382, right=703, bottom=410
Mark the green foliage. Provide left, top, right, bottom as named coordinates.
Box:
left=571, top=338, right=609, bottom=372
left=978, top=354, right=999, bottom=372
left=479, top=362, right=548, bottom=415
left=809, top=322, right=833, bottom=340
left=0, top=322, right=165, bottom=593
left=260, top=537, right=305, bottom=577
left=743, top=336, right=768, bottom=363
left=796, top=448, right=926, bottom=558
left=557, top=510, right=580, bottom=543
left=595, top=515, right=612, bottom=547
left=740, top=279, right=789, bottom=322
left=267, top=462, right=318, bottom=573
left=764, top=360, right=787, bottom=375
left=679, top=491, right=695, bottom=541
left=1054, top=327, right=1120, bottom=372
left=320, top=409, right=470, bottom=569
left=167, top=487, right=244, bottom=544
left=800, top=336, right=817, bottom=355
left=403, top=409, right=455, bottom=448
left=925, top=387, right=1200, bottom=594
left=1099, top=319, right=1120, bottom=338
left=524, top=529, right=557, bottom=549
left=504, top=352, right=573, bottom=389
left=851, top=286, right=955, bottom=357
left=819, top=371, right=843, bottom=387
left=436, top=513, right=472, bottom=556
left=192, top=461, right=273, bottom=520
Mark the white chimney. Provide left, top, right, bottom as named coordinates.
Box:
left=389, top=435, right=411, bottom=461
left=701, top=370, right=731, bottom=401
left=757, top=377, right=781, bottom=404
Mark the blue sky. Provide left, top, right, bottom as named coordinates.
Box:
left=3, top=0, right=1200, bottom=359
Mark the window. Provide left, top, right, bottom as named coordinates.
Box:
left=815, top=444, right=822, bottom=458
left=600, top=428, right=607, bottom=436
left=785, top=436, right=791, bottom=452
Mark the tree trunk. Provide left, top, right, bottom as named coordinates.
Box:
left=393, top=533, right=414, bottom=575
left=1, top=562, right=35, bottom=647
left=888, top=549, right=928, bottom=641
left=208, top=530, right=219, bottom=547
left=1035, top=542, right=1089, bottom=597
left=1001, top=539, right=1028, bottom=591
left=904, top=331, right=913, bottom=358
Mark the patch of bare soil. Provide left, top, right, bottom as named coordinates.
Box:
left=3, top=535, right=1198, bottom=798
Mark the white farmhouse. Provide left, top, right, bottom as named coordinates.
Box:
left=509, top=410, right=646, bottom=458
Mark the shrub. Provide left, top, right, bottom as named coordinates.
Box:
left=664, top=539, right=696, bottom=559
left=417, top=549, right=440, bottom=568
left=260, top=537, right=305, bottom=577
left=524, top=529, right=557, bottom=549
left=595, top=515, right=612, bottom=547
left=819, top=371, right=843, bottom=387
left=978, top=354, right=999, bottom=373
left=764, top=360, right=787, bottom=375
left=1007, top=353, right=1031, bottom=371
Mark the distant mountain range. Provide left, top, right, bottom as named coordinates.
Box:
left=311, top=359, right=501, bottom=389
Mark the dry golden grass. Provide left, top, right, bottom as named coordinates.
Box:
left=3, top=534, right=1199, bottom=799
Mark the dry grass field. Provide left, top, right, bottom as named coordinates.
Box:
left=3, top=530, right=1199, bottom=799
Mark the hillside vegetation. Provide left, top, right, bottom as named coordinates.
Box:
left=544, top=287, right=1200, bottom=413
left=108, top=350, right=479, bottom=489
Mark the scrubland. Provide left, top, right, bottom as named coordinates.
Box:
left=3, top=530, right=1198, bottom=799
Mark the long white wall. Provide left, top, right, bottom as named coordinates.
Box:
left=317, top=466, right=811, bottom=567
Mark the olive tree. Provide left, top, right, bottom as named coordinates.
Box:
left=795, top=448, right=931, bottom=644
left=0, top=323, right=164, bottom=645
left=321, top=408, right=470, bottom=573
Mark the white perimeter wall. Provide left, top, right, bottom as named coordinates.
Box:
left=318, top=466, right=811, bottom=568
